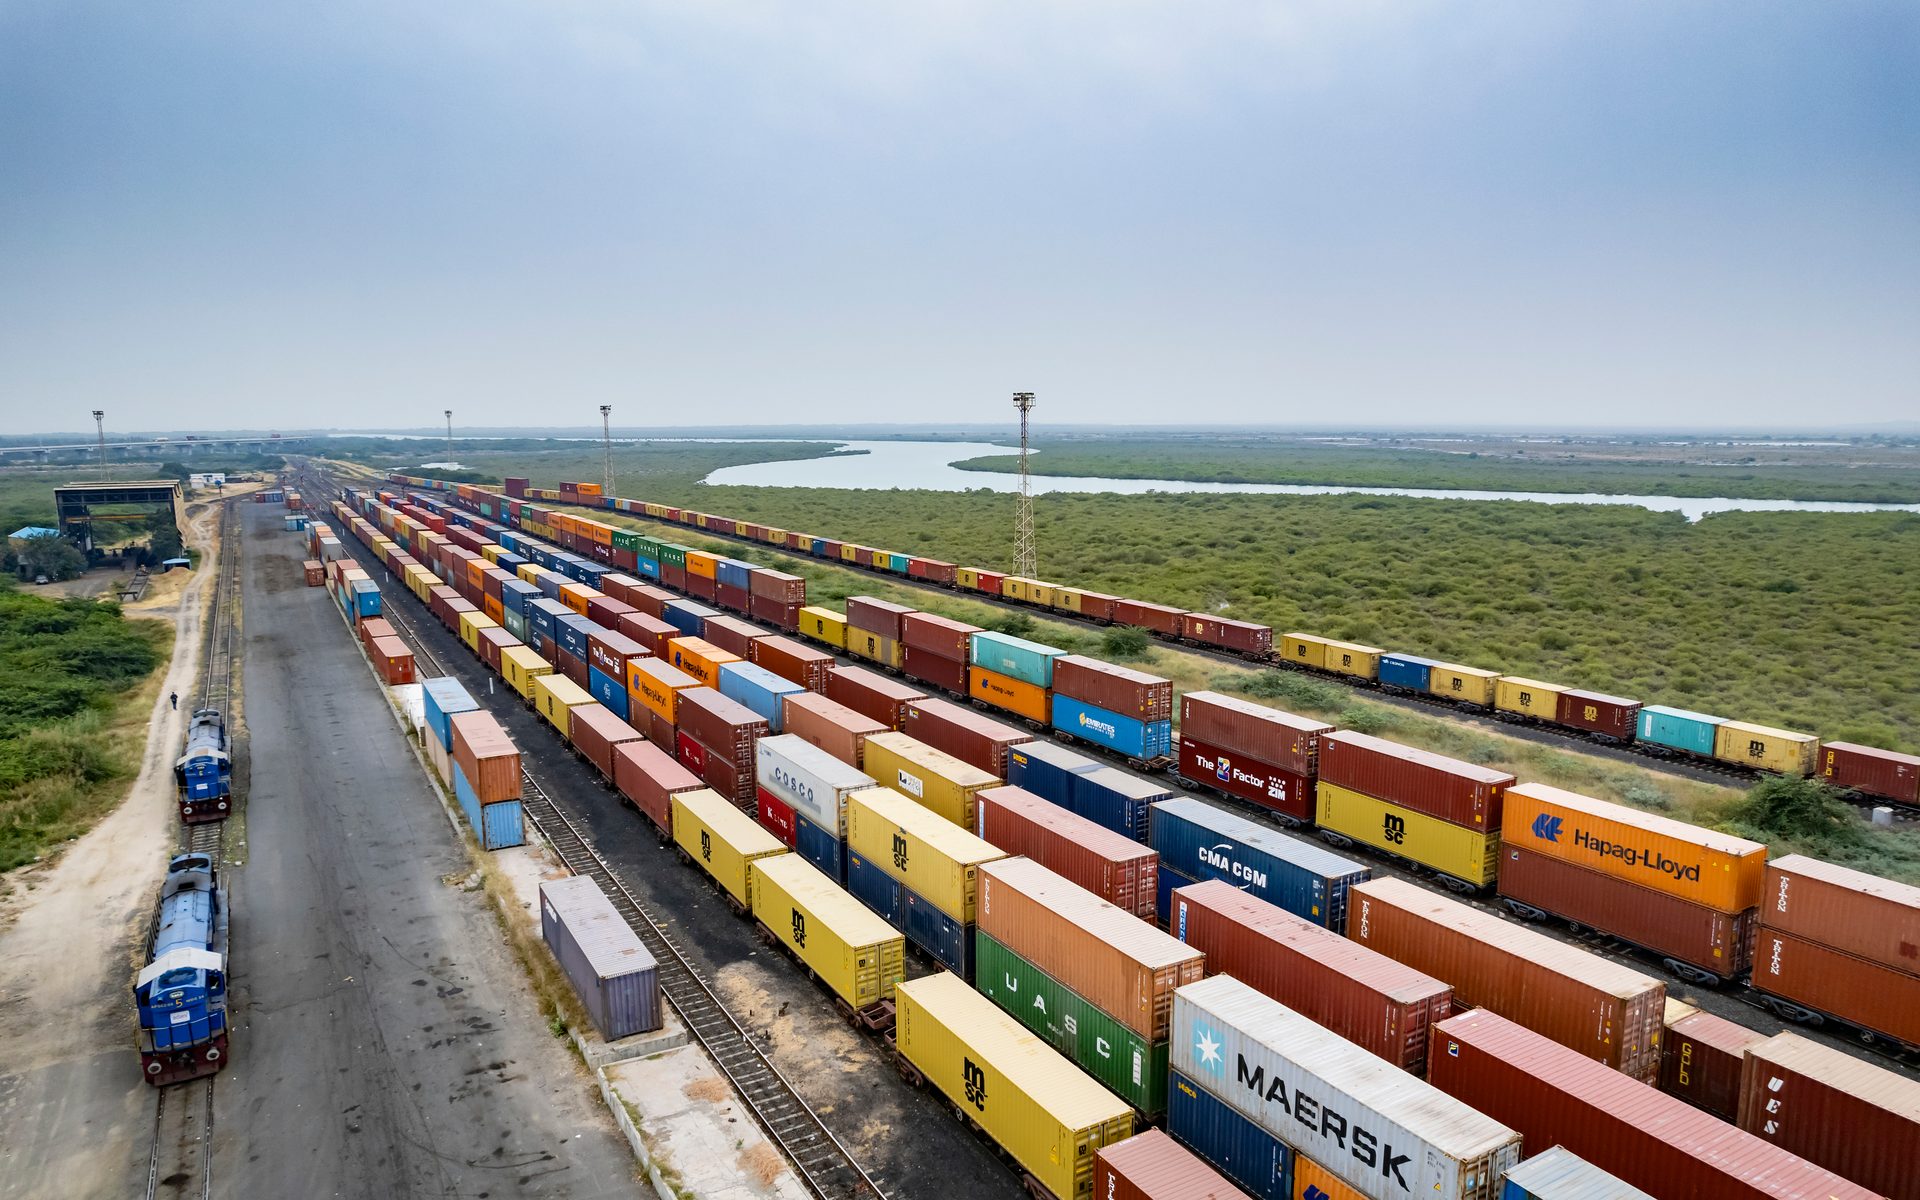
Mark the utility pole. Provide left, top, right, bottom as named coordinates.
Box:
left=599, top=405, right=614, bottom=495
left=443, top=409, right=453, bottom=462
left=1012, top=392, right=1037, bottom=578
left=93, top=410, right=107, bottom=479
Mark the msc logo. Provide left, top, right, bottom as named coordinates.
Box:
left=891, top=832, right=909, bottom=872
left=699, top=831, right=713, bottom=863
left=1382, top=814, right=1406, bottom=846
left=962, top=1056, right=988, bottom=1109
left=1531, top=813, right=1563, bottom=842
left=790, top=910, right=808, bottom=948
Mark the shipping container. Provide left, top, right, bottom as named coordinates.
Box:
left=1053, top=656, right=1173, bottom=722
left=845, top=627, right=902, bottom=670
left=1006, top=739, right=1100, bottom=808
left=452, top=763, right=525, bottom=850
left=1736, top=1032, right=1918, bottom=1200
left=1177, top=736, right=1314, bottom=826
left=449, top=710, right=522, bottom=803
left=901, top=611, right=980, bottom=661
left=749, top=635, right=834, bottom=693
left=1498, top=1148, right=1653, bottom=1200
left=672, top=788, right=787, bottom=910
left=1094, top=1129, right=1251, bottom=1200
left=1426, top=1008, right=1881, bottom=1200
left=970, top=631, right=1066, bottom=688
left=1751, top=927, right=1920, bottom=1046
left=1760, top=853, right=1920, bottom=976
left=612, top=738, right=704, bottom=835
left=540, top=876, right=661, bottom=1039
left=905, top=696, right=1033, bottom=776
left=895, top=973, right=1134, bottom=1200
left=1277, top=633, right=1379, bottom=679
left=975, top=786, right=1158, bottom=920
left=613, top=611, right=674, bottom=659
left=1178, top=615, right=1272, bottom=656
left=1174, top=976, right=1522, bottom=1200
left=1111, top=599, right=1184, bottom=637
left=532, top=673, right=596, bottom=739
left=1319, top=731, right=1511, bottom=831
left=1315, top=783, right=1500, bottom=890
left=675, top=687, right=767, bottom=771
left=667, top=636, right=741, bottom=689
left=1169, top=880, right=1451, bottom=1074
left=798, top=605, right=847, bottom=649
left=749, top=854, right=905, bottom=1014
left=1816, top=740, right=1920, bottom=805
left=750, top=568, right=807, bottom=604
left=568, top=703, right=643, bottom=782
left=755, top=734, right=875, bottom=849
left=783, top=691, right=887, bottom=769
left=1348, top=878, right=1666, bottom=1082
left=423, top=677, right=479, bottom=750
left=1375, top=653, right=1434, bottom=693
left=1712, top=720, right=1818, bottom=776
left=1168, top=1070, right=1293, bottom=1200
left=862, top=731, right=998, bottom=829
left=1554, top=689, right=1641, bottom=742
left=367, top=634, right=416, bottom=685
left=968, top=665, right=1051, bottom=725
left=699, top=614, right=767, bottom=659
left=848, top=787, right=1002, bottom=924
left=1659, top=999, right=1766, bottom=1122
left=1289, top=1157, right=1364, bottom=1200
left=626, top=655, right=697, bottom=727
left=457, top=609, right=499, bottom=654
left=718, top=661, right=804, bottom=733
left=826, top=666, right=924, bottom=731
left=1178, top=693, right=1330, bottom=779
left=901, top=643, right=971, bottom=697
left=1152, top=798, right=1369, bottom=929
left=1053, top=696, right=1173, bottom=762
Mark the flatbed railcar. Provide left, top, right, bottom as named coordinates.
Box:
left=174, top=708, right=233, bottom=824
left=136, top=853, right=230, bottom=1085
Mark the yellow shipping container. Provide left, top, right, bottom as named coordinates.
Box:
left=1713, top=720, right=1818, bottom=776
left=458, top=609, right=499, bottom=652
left=955, top=567, right=983, bottom=591
left=501, top=646, right=553, bottom=698
left=1502, top=782, right=1767, bottom=914
left=799, top=606, right=848, bottom=649
left=1000, top=576, right=1056, bottom=608
left=1051, top=587, right=1087, bottom=614
left=1494, top=676, right=1566, bottom=720
left=896, top=974, right=1133, bottom=1200
left=845, top=629, right=902, bottom=670
left=862, top=732, right=999, bottom=829
left=673, top=788, right=787, bottom=909
left=969, top=666, right=1050, bottom=724
left=1303, top=636, right=1383, bottom=680
left=404, top=564, right=436, bottom=601
left=532, top=673, right=595, bottom=738
left=749, top=855, right=905, bottom=1011
left=687, top=550, right=718, bottom=579
left=1426, top=661, right=1499, bottom=708
left=668, top=636, right=740, bottom=687
left=517, top=563, right=547, bottom=586
left=1316, top=782, right=1499, bottom=888
left=523, top=521, right=554, bottom=540
left=763, top=527, right=786, bottom=545
left=846, top=787, right=1005, bottom=923
left=481, top=544, right=505, bottom=564
left=840, top=544, right=864, bottom=564
left=1280, top=632, right=1328, bottom=670
left=558, top=583, right=599, bottom=616
left=644, top=502, right=669, bottom=518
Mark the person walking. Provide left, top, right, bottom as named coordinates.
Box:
left=169, top=691, right=178, bottom=711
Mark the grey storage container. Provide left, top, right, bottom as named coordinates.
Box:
left=540, top=876, right=660, bottom=1039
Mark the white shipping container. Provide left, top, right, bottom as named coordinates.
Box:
left=1171, top=975, right=1520, bottom=1200
left=754, top=733, right=875, bottom=836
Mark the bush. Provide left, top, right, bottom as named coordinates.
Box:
left=990, top=611, right=1035, bottom=637
left=1722, top=776, right=1866, bottom=854
left=1101, top=627, right=1152, bottom=661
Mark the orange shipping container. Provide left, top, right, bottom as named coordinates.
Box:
left=686, top=550, right=718, bottom=579
left=667, top=636, right=740, bottom=688
left=968, top=665, right=1050, bottom=724
left=558, top=583, right=598, bottom=616
left=627, top=656, right=698, bottom=725
left=367, top=635, right=416, bottom=685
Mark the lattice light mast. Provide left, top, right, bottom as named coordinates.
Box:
left=600, top=405, right=614, bottom=495
left=1012, top=392, right=1037, bottom=578
left=443, top=409, right=453, bottom=461
left=92, top=410, right=107, bottom=479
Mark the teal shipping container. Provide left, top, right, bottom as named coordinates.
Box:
left=969, top=631, right=1066, bottom=689
left=1637, top=705, right=1723, bottom=756
left=887, top=553, right=910, bottom=573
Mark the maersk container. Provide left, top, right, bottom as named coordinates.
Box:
left=1499, top=1148, right=1652, bottom=1200
left=1007, top=740, right=1101, bottom=808
left=1054, top=695, right=1174, bottom=761
left=969, top=630, right=1066, bottom=689
left=1150, top=798, right=1369, bottom=932
left=1174, top=976, right=1522, bottom=1200
left=540, top=875, right=661, bottom=1040
left=423, top=677, right=479, bottom=751
left=719, top=661, right=804, bottom=732
left=1168, top=1069, right=1292, bottom=1200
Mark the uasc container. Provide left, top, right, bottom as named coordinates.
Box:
left=540, top=876, right=661, bottom=1039
left=1736, top=1032, right=1920, bottom=1200
left=975, top=786, right=1158, bottom=920
left=749, top=854, right=905, bottom=1014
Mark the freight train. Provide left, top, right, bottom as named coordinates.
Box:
left=173, top=708, right=232, bottom=823
left=135, top=853, right=230, bottom=1085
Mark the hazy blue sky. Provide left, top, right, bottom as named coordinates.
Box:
left=2, top=2, right=1915, bottom=434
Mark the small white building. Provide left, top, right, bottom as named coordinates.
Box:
left=189, top=472, right=227, bottom=489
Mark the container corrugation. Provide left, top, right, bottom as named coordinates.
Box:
left=1555, top=689, right=1641, bottom=741
left=1348, top=878, right=1665, bottom=1083
left=671, top=788, right=787, bottom=909
left=675, top=687, right=768, bottom=765
left=975, top=786, right=1158, bottom=920
left=698, top=614, right=765, bottom=659
left=617, top=611, right=678, bottom=658
left=1094, top=1129, right=1252, bottom=1200
left=1053, top=656, right=1174, bottom=722
left=844, top=627, right=902, bottom=670
left=749, top=635, right=834, bottom=694
left=847, top=786, right=1002, bottom=923
left=1178, top=615, right=1272, bottom=655
left=1816, top=740, right=1920, bottom=805
left=1735, top=1032, right=1920, bottom=1200
left=1178, top=693, right=1330, bottom=779
left=863, top=731, right=999, bottom=829
left=1751, top=927, right=1920, bottom=1046
left=749, top=854, right=904, bottom=1011
left=901, top=644, right=970, bottom=697
left=1660, top=1001, right=1767, bottom=1122
left=612, top=739, right=703, bottom=835
left=1499, top=1147, right=1653, bottom=1200
left=1314, top=783, right=1500, bottom=889
left=845, top=596, right=913, bottom=641
left=1493, top=676, right=1564, bottom=720
left=969, top=630, right=1066, bottom=688
left=667, top=636, right=741, bottom=688
left=532, top=673, right=595, bottom=739
left=901, top=611, right=980, bottom=661
left=1178, top=737, right=1314, bottom=826
left=422, top=677, right=479, bottom=750
left=1066, top=765, right=1167, bottom=843
left=1150, top=798, right=1369, bottom=932
left=567, top=703, right=643, bottom=781
left=783, top=692, right=887, bottom=769
left=825, top=666, right=923, bottom=731
left=1289, top=1157, right=1365, bottom=1200
left=1318, top=731, right=1512, bottom=831
left=1760, top=854, right=1920, bottom=976
left=1167, top=1070, right=1292, bottom=1200
left=540, top=876, right=661, bottom=1039
left=1426, top=1008, right=1882, bottom=1200
left=754, top=734, right=876, bottom=840
left=905, top=696, right=1033, bottom=776
left=1174, top=976, right=1522, bottom=1200
left=626, top=656, right=697, bottom=725
left=968, top=665, right=1051, bottom=725
left=718, top=660, right=804, bottom=732
left=844, top=850, right=970, bottom=975
left=1713, top=720, right=1819, bottom=775
left=1637, top=704, right=1723, bottom=756
left=449, top=710, right=523, bottom=802
left=1054, top=696, right=1172, bottom=762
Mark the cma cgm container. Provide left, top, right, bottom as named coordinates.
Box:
left=975, top=786, right=1158, bottom=920
left=1736, top=1032, right=1920, bottom=1200
left=1318, top=731, right=1511, bottom=831
left=1314, top=783, right=1499, bottom=891
left=1151, top=798, right=1370, bottom=932
left=862, top=732, right=998, bottom=829
left=750, top=855, right=904, bottom=1017
left=672, top=788, right=787, bottom=911
left=1759, top=853, right=1920, bottom=975
left=1173, top=976, right=1522, bottom=1200
left=1169, top=881, right=1451, bottom=1074
left=612, top=739, right=703, bottom=837
left=1659, top=999, right=1767, bottom=1122
left=783, top=692, right=886, bottom=769
left=826, top=666, right=924, bottom=731
left=1751, top=927, right=1920, bottom=1046
left=1094, top=1129, right=1251, bottom=1200
left=1816, top=740, right=1920, bottom=805
left=904, top=696, right=1032, bottom=776
left=539, top=876, right=661, bottom=1039
left=1348, top=878, right=1666, bottom=1083
left=895, top=974, right=1134, bottom=1200
left=1179, top=692, right=1330, bottom=781
left=1499, top=1148, right=1652, bottom=1200
left=1426, top=1008, right=1881, bottom=1200
left=846, top=787, right=1002, bottom=977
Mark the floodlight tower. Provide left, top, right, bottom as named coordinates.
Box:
left=600, top=405, right=614, bottom=495
left=93, top=410, right=107, bottom=479
left=1012, top=392, right=1037, bottom=578
left=443, top=409, right=453, bottom=461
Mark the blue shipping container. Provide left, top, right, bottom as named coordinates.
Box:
left=1378, top=653, right=1436, bottom=692
left=1637, top=704, right=1723, bottom=757
left=807, top=538, right=827, bottom=556
left=847, top=852, right=972, bottom=978
left=501, top=579, right=540, bottom=616
left=1150, top=797, right=1369, bottom=931
left=528, top=598, right=569, bottom=645
left=719, top=662, right=803, bottom=732
left=493, top=552, right=527, bottom=574
left=423, top=678, right=479, bottom=751
left=540, top=876, right=661, bottom=1041
left=351, top=580, right=381, bottom=617
left=635, top=556, right=660, bottom=580
left=887, top=553, right=910, bottom=574
left=1167, top=1069, right=1292, bottom=1200
left=454, top=761, right=526, bottom=850
left=537, top=572, right=565, bottom=600
left=1005, top=741, right=1101, bottom=811
left=663, top=600, right=716, bottom=639
left=968, top=631, right=1066, bottom=688
left=794, top=811, right=845, bottom=883
left=555, top=613, right=596, bottom=662
left=1050, top=695, right=1173, bottom=761
left=577, top=562, right=610, bottom=587
left=1071, top=766, right=1166, bottom=842
left=715, top=559, right=754, bottom=590
left=1500, top=1147, right=1653, bottom=1200
left=588, top=666, right=628, bottom=720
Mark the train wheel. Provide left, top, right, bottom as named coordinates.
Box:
left=1318, top=830, right=1355, bottom=850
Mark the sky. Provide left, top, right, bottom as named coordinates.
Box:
left=1, top=1, right=1916, bottom=434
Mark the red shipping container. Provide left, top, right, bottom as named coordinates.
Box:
left=1556, top=688, right=1642, bottom=741
left=902, top=696, right=1031, bottom=777
left=1066, top=591, right=1117, bottom=623
left=900, top=611, right=981, bottom=661
left=449, top=711, right=522, bottom=803
left=699, top=615, right=767, bottom=660
left=659, top=564, right=688, bottom=594
left=1178, top=692, right=1330, bottom=779
left=1111, top=598, right=1183, bottom=637
left=596, top=572, right=644, bottom=607
left=1816, top=741, right=1920, bottom=806
left=612, top=738, right=702, bottom=836
left=714, top=581, right=750, bottom=614
left=1737, top=1032, right=1919, bottom=1200
left=749, top=635, right=833, bottom=693
left=1175, top=613, right=1272, bottom=655
left=748, top=594, right=800, bottom=631
left=641, top=706, right=675, bottom=749
left=1318, top=730, right=1512, bottom=831
left=610, top=546, right=637, bottom=571
left=304, top=560, right=325, bottom=587
left=820, top=539, right=843, bottom=558
left=783, top=692, right=886, bottom=769
left=680, top=728, right=753, bottom=807
left=477, top=627, right=520, bottom=674
left=905, top=558, right=957, bottom=586
left=1753, top=927, right=1920, bottom=1045
left=556, top=648, right=589, bottom=690
left=1429, top=1009, right=1880, bottom=1200
left=1177, top=736, right=1314, bottom=825
left=569, top=704, right=643, bottom=782
left=444, top=597, right=479, bottom=633
left=757, top=787, right=798, bottom=846
left=1093, top=1129, right=1249, bottom=1200
left=1761, top=854, right=1920, bottom=976
left=481, top=567, right=511, bottom=603
left=844, top=596, right=913, bottom=641
left=358, top=616, right=397, bottom=649
left=586, top=629, right=648, bottom=683
left=825, top=666, right=923, bottom=731
left=587, top=595, right=637, bottom=630
left=675, top=687, right=767, bottom=769
left=1171, top=880, right=1452, bottom=1074
left=1660, top=1001, right=1767, bottom=1122
left=972, top=569, right=1006, bottom=595
left=683, top=572, right=717, bottom=603
left=368, top=635, right=416, bottom=685
left=749, top=569, right=806, bottom=604
left=629, top=584, right=675, bottom=619
left=975, top=786, right=1158, bottom=920
left=1052, top=655, right=1172, bottom=722
left=616, top=611, right=678, bottom=659
left=899, top=644, right=969, bottom=698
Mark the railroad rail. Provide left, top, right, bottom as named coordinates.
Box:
left=143, top=1078, right=216, bottom=1200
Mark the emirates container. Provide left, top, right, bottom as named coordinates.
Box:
left=845, top=596, right=913, bottom=641
left=1497, top=845, right=1756, bottom=979
left=749, top=569, right=806, bottom=604
left=1426, top=1008, right=1881, bottom=1200
left=1751, top=927, right=1920, bottom=1045
left=617, top=611, right=678, bottom=659
left=1178, top=693, right=1330, bottom=779
left=1760, top=854, right=1920, bottom=975
left=1176, top=614, right=1272, bottom=655
left=749, top=635, right=833, bottom=693
left=449, top=711, right=521, bottom=802
left=1169, top=880, right=1451, bottom=1074
left=903, top=696, right=1032, bottom=777
left=568, top=704, right=644, bottom=782
left=901, top=644, right=970, bottom=697
left=1816, top=740, right=1920, bottom=805
left=1659, top=999, right=1766, bottom=1121
left=1499, top=1148, right=1653, bottom=1200
left=675, top=688, right=767, bottom=772
left=901, top=611, right=981, bottom=662
left=1111, top=598, right=1184, bottom=637
left=1554, top=689, right=1641, bottom=741
left=1178, top=736, right=1313, bottom=825
left=1736, top=1032, right=1919, bottom=1200
left=1054, top=695, right=1172, bottom=762
left=1318, top=731, right=1511, bottom=831
left=977, top=857, right=1204, bottom=1043
left=1173, top=976, right=1522, bottom=1200
left=540, top=876, right=661, bottom=1039
left=826, top=666, right=924, bottom=730
left=1054, top=656, right=1173, bottom=722
left=1347, top=878, right=1666, bottom=1083
left=1168, top=1069, right=1293, bottom=1200
left=975, top=786, right=1158, bottom=920
left=1150, top=798, right=1370, bottom=932
left=1094, top=1129, right=1251, bottom=1200
left=612, top=739, right=703, bottom=836
left=863, top=731, right=998, bottom=828
left=783, top=692, right=886, bottom=768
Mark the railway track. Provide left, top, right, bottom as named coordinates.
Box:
left=142, top=1078, right=216, bottom=1200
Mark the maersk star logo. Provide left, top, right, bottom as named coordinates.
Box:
left=1194, top=1024, right=1224, bottom=1074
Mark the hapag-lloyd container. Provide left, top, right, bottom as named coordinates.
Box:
left=1760, top=854, right=1920, bottom=975
left=825, top=666, right=924, bottom=731
left=755, top=735, right=876, bottom=845
left=1169, top=881, right=1451, bottom=1074
left=1499, top=1148, right=1652, bottom=1200
left=968, top=665, right=1050, bottom=724
left=1659, top=999, right=1767, bottom=1122
left=1053, top=656, right=1174, bottom=723
left=1178, top=736, right=1314, bottom=825
left=1150, top=798, right=1370, bottom=932
left=974, top=786, right=1158, bottom=920
left=1173, top=976, right=1521, bottom=1200
left=1348, top=878, right=1666, bottom=1083
left=1054, top=695, right=1173, bottom=762
left=1093, top=1129, right=1251, bottom=1200
left=904, top=696, right=1032, bottom=776
left=627, top=656, right=698, bottom=725
left=612, top=739, right=703, bottom=836
left=540, top=875, right=661, bottom=1039
left=1736, top=1032, right=1920, bottom=1200
left=1426, top=1009, right=1882, bottom=1200
left=1318, top=731, right=1512, bottom=831
left=782, top=692, right=886, bottom=769
left=1178, top=693, right=1330, bottom=779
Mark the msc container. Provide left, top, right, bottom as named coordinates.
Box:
left=1751, top=927, right=1920, bottom=1045
left=1174, top=976, right=1522, bottom=1200
left=1501, top=781, right=1767, bottom=914
left=968, top=665, right=1051, bottom=724
left=671, top=788, right=787, bottom=910
left=901, top=611, right=980, bottom=662
left=1713, top=720, right=1818, bottom=775
left=1314, top=783, right=1500, bottom=890
left=783, top=692, right=886, bottom=769
left=1178, top=692, right=1330, bottom=779
left=1151, top=798, right=1369, bottom=930
left=1278, top=633, right=1379, bottom=678
left=1816, top=740, right=1920, bottom=805
left=749, top=635, right=834, bottom=694
left=1499, top=1148, right=1652, bottom=1200
left=845, top=627, right=902, bottom=669
left=568, top=703, right=643, bottom=782
left=904, top=696, right=1032, bottom=776
left=749, top=854, right=905, bottom=1014
left=718, top=661, right=804, bottom=732
left=667, top=636, right=740, bottom=689
left=1177, top=736, right=1313, bottom=825
left=1736, top=1032, right=1919, bottom=1200
left=1094, top=1129, right=1251, bottom=1200
left=862, top=731, right=998, bottom=828
left=1426, top=1008, right=1881, bottom=1200
left=848, top=786, right=1001, bottom=924
left=1555, top=689, right=1641, bottom=741
left=532, top=673, right=596, bottom=739
left=845, top=596, right=913, bottom=641
left=449, top=711, right=522, bottom=803
left=1167, top=1069, right=1293, bottom=1200
left=826, top=666, right=924, bottom=731
left=423, top=677, right=479, bottom=750
left=1318, top=731, right=1511, bottom=831
left=969, top=631, right=1066, bottom=688
left=979, top=857, right=1204, bottom=1043
left=540, top=876, right=661, bottom=1039
left=1169, top=880, right=1451, bottom=1074
left=1348, top=878, right=1666, bottom=1083
left=894, top=974, right=1134, bottom=1200
left=797, top=605, right=847, bottom=648
left=1178, top=615, right=1272, bottom=656
left=975, top=786, right=1158, bottom=920
left=1053, top=657, right=1173, bottom=723
left=1659, top=1000, right=1766, bottom=1122
left=612, top=738, right=703, bottom=835
left=626, top=656, right=697, bottom=727
left=1420, top=661, right=1499, bottom=708
left=1053, top=696, right=1172, bottom=762
left=901, top=643, right=971, bottom=697
left=1760, top=853, right=1920, bottom=974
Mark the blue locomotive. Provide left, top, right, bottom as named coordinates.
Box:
left=135, top=853, right=230, bottom=1085
left=174, top=708, right=232, bottom=823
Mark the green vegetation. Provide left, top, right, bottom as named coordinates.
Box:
left=1722, top=776, right=1920, bottom=882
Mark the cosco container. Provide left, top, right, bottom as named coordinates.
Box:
left=1348, top=878, right=1665, bottom=1083
left=1636, top=704, right=1723, bottom=756
left=783, top=692, right=886, bottom=769
left=1314, top=783, right=1499, bottom=890
left=1177, top=736, right=1314, bottom=825
left=969, top=630, right=1066, bottom=688
left=975, top=786, right=1158, bottom=919
left=1760, top=853, right=1920, bottom=975
left=1178, top=693, right=1329, bottom=779
left=1318, top=731, right=1511, bottom=831
left=1094, top=1129, right=1251, bottom=1200
left=1168, top=1070, right=1293, bottom=1200
left=1712, top=720, right=1818, bottom=775
left=1151, top=798, right=1369, bottom=931
left=612, top=739, right=703, bottom=836
left=1053, top=656, right=1173, bottom=723
left=1426, top=1008, right=1879, bottom=1200
left=1053, top=695, right=1172, bottom=762
left=672, top=788, right=787, bottom=910
left=825, top=666, right=923, bottom=731
left=904, top=696, right=1032, bottom=776
left=1816, top=740, right=1920, bottom=805
left=1174, top=976, right=1522, bottom=1200
left=1499, top=1148, right=1652, bottom=1200
left=754, top=734, right=874, bottom=865
left=718, top=661, right=804, bottom=732
left=862, top=732, right=998, bottom=828
left=540, top=876, right=661, bottom=1039
left=1659, top=999, right=1766, bottom=1122
left=1735, top=1032, right=1919, bottom=1200
left=749, top=854, right=904, bottom=1014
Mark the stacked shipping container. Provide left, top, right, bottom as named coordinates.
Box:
left=1176, top=692, right=1331, bottom=825
left=1751, top=853, right=1920, bottom=1052
left=1316, top=731, right=1513, bottom=891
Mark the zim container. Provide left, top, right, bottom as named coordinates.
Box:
left=862, top=731, right=999, bottom=828
left=1150, top=797, right=1369, bottom=931
left=826, top=666, right=924, bottom=731
left=1713, top=720, right=1818, bottom=776
left=1760, top=853, right=1920, bottom=975
left=1751, top=926, right=1920, bottom=1046
left=1314, top=783, right=1499, bottom=890
left=540, top=876, right=661, bottom=1039
left=905, top=695, right=1033, bottom=776
left=612, top=739, right=703, bottom=835
left=1816, top=740, right=1920, bottom=805
left=672, top=788, right=787, bottom=909
left=1555, top=688, right=1641, bottom=741
left=1093, top=1129, right=1251, bottom=1200
left=1736, top=1032, right=1920, bottom=1200
left=975, top=786, right=1158, bottom=920
left=783, top=691, right=887, bottom=769
left=749, top=854, right=905, bottom=1012
left=1053, top=656, right=1173, bottom=722
left=1178, top=692, right=1330, bottom=779
left=968, top=665, right=1051, bottom=725
left=1317, top=731, right=1512, bottom=831
left=1168, top=1069, right=1293, bottom=1200
left=1178, top=736, right=1313, bottom=825
left=1659, top=1000, right=1767, bottom=1122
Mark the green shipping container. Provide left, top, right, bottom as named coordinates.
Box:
left=612, top=529, right=645, bottom=551
left=635, top=535, right=662, bottom=560
left=974, top=930, right=1167, bottom=1115
left=503, top=608, right=528, bottom=641
left=657, top=543, right=689, bottom=569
